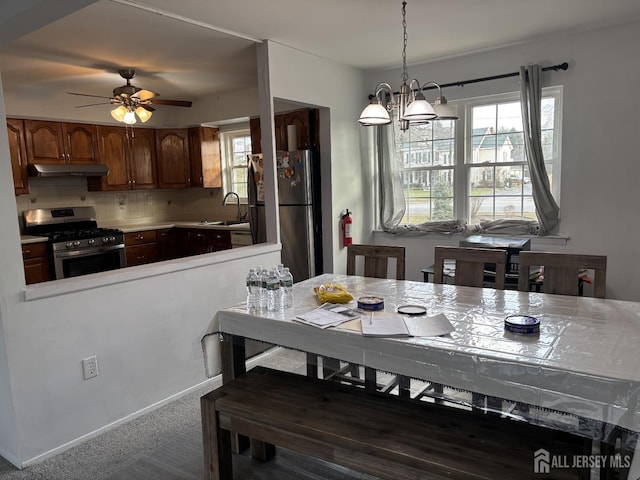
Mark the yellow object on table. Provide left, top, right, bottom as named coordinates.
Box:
left=314, top=282, right=354, bottom=304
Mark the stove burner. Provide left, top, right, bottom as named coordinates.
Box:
left=49, top=228, right=123, bottom=243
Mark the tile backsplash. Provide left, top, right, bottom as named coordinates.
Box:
left=15, top=177, right=247, bottom=232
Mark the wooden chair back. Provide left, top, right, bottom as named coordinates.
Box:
left=346, top=244, right=405, bottom=280
left=434, top=246, right=507, bottom=290
left=517, top=252, right=607, bottom=298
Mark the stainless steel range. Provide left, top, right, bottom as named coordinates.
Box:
left=23, top=206, right=125, bottom=280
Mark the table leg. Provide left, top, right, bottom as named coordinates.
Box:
left=306, top=352, right=319, bottom=378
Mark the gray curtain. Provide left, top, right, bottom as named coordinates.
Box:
left=519, top=64, right=560, bottom=235
left=377, top=123, right=405, bottom=232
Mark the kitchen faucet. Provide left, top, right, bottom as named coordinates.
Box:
left=222, top=192, right=244, bottom=223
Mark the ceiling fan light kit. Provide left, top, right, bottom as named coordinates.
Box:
left=70, top=68, right=192, bottom=125
left=358, top=0, right=458, bottom=131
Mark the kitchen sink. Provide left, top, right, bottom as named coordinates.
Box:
left=209, top=220, right=247, bottom=226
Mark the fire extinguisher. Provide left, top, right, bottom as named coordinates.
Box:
left=341, top=209, right=353, bottom=247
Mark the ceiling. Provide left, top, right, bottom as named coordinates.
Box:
left=2, top=0, right=640, bottom=113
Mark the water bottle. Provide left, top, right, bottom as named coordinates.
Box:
left=255, top=265, right=264, bottom=310
left=245, top=269, right=258, bottom=310
left=258, top=267, right=268, bottom=310
left=266, top=270, right=281, bottom=312
left=280, top=267, right=294, bottom=308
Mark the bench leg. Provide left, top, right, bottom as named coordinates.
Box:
left=220, top=333, right=250, bottom=453
left=250, top=440, right=276, bottom=461
left=364, top=367, right=377, bottom=393
left=201, top=396, right=233, bottom=480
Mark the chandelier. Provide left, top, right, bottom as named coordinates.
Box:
left=358, top=0, right=458, bottom=131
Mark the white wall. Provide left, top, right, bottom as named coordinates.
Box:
left=266, top=42, right=369, bottom=273
left=366, top=21, right=640, bottom=301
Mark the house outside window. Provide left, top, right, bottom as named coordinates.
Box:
left=220, top=128, right=252, bottom=202
left=394, top=86, right=562, bottom=225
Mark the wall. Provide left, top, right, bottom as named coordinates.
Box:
left=15, top=179, right=248, bottom=228
left=0, top=8, right=283, bottom=468
left=266, top=42, right=369, bottom=273
left=365, top=21, right=640, bottom=301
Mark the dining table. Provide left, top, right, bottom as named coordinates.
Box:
left=210, top=273, right=640, bottom=478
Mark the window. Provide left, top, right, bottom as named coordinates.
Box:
left=394, top=87, right=562, bottom=225
left=220, top=129, right=252, bottom=202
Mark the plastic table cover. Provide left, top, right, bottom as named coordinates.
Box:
left=212, top=274, right=640, bottom=445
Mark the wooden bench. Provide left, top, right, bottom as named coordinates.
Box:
left=201, top=366, right=584, bottom=480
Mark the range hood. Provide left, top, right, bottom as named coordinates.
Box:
left=29, top=163, right=109, bottom=177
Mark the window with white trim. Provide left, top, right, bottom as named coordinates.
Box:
left=394, top=86, right=562, bottom=225
left=220, top=129, right=252, bottom=202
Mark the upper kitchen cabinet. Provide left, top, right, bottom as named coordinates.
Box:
left=7, top=118, right=29, bottom=195
left=88, top=126, right=157, bottom=191
left=249, top=108, right=319, bottom=154
left=24, top=120, right=99, bottom=164
left=189, top=126, right=222, bottom=188
left=284, top=108, right=318, bottom=150
left=155, top=128, right=191, bottom=188
left=250, top=117, right=262, bottom=154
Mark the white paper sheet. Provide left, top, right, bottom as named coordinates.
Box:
left=403, top=313, right=455, bottom=337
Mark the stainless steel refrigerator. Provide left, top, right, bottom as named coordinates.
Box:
left=248, top=150, right=322, bottom=282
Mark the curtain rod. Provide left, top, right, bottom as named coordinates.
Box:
left=369, top=62, right=569, bottom=99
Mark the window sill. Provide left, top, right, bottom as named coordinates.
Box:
left=372, top=229, right=569, bottom=246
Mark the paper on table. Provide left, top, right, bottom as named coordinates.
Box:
left=403, top=313, right=455, bottom=337
left=361, top=313, right=410, bottom=337
left=295, top=303, right=361, bottom=329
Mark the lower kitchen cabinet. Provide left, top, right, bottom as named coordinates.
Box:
left=125, top=230, right=158, bottom=266
left=189, top=229, right=231, bottom=255
left=22, top=242, right=50, bottom=284
left=157, top=228, right=176, bottom=261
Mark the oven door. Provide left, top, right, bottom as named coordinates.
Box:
left=53, top=245, right=126, bottom=279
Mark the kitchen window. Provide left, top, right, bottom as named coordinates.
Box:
left=220, top=128, right=252, bottom=202
left=394, top=87, right=562, bottom=225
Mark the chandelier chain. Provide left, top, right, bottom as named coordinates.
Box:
left=401, top=0, right=408, bottom=83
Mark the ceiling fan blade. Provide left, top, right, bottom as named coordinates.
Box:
left=75, top=102, right=112, bottom=108
left=68, top=92, right=112, bottom=99
left=151, top=99, right=192, bottom=108
left=133, top=89, right=157, bottom=101
left=140, top=104, right=155, bottom=112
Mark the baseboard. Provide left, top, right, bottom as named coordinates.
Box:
left=0, top=445, right=22, bottom=470
left=20, top=346, right=283, bottom=468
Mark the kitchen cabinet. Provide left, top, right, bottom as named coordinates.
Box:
left=24, top=120, right=99, bottom=165
left=124, top=230, right=158, bottom=266
left=157, top=228, right=176, bottom=261
left=249, top=117, right=262, bottom=154
left=155, top=128, right=191, bottom=188
left=189, top=229, right=231, bottom=255
left=189, top=126, right=221, bottom=188
left=174, top=228, right=232, bottom=256
left=7, top=118, right=29, bottom=195
left=22, top=242, right=50, bottom=285
left=88, top=126, right=157, bottom=191
left=249, top=108, right=318, bottom=154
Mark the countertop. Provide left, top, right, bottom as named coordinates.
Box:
left=20, top=220, right=251, bottom=244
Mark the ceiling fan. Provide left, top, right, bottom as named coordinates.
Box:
left=68, top=69, right=192, bottom=124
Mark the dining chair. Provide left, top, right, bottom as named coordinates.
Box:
left=517, top=252, right=607, bottom=298
left=346, top=244, right=406, bottom=280
left=315, top=244, right=409, bottom=396
left=420, top=246, right=508, bottom=410
left=433, top=246, right=508, bottom=289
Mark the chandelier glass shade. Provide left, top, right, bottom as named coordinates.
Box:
left=358, top=1, right=458, bottom=130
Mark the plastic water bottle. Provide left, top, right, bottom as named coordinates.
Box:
left=259, top=268, right=269, bottom=310
left=255, top=265, right=265, bottom=310
left=266, top=270, right=281, bottom=311
left=245, top=269, right=258, bottom=310
left=280, top=267, right=294, bottom=308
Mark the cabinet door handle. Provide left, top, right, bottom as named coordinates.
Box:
left=136, top=234, right=144, bottom=240
left=132, top=179, right=136, bottom=185
left=195, top=233, right=205, bottom=238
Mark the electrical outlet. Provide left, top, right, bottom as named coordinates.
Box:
left=82, top=356, right=99, bottom=380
